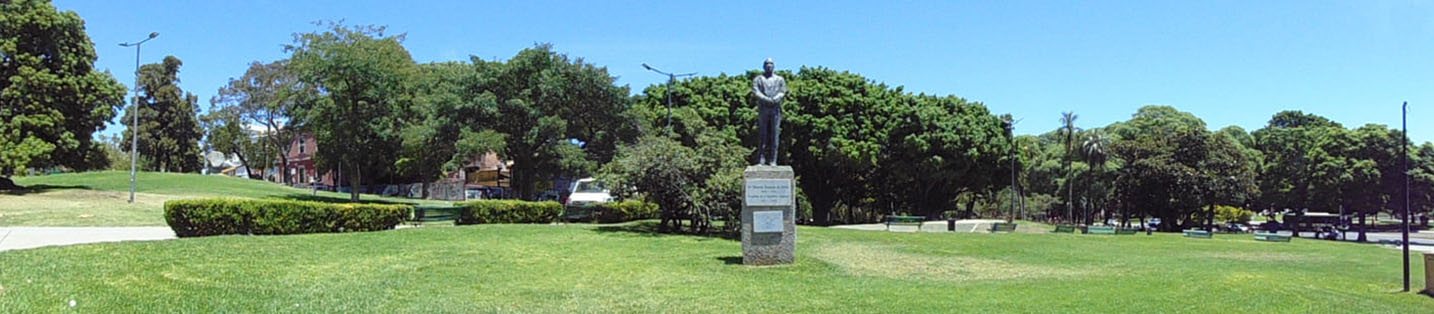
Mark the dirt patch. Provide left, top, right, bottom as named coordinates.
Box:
left=813, top=242, right=1089, bottom=282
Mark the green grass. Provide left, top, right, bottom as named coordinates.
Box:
left=1, top=171, right=450, bottom=226
left=0, top=222, right=1427, bottom=312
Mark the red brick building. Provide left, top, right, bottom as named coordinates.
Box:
left=282, top=132, right=338, bottom=187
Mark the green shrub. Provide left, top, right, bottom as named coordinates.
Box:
left=592, top=200, right=659, bottom=223
left=1215, top=205, right=1255, bottom=223
left=165, top=199, right=410, bottom=237
left=455, top=200, right=564, bottom=224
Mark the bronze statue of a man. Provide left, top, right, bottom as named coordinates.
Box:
left=752, top=58, right=786, bottom=166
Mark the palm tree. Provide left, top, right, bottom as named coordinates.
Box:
left=1060, top=112, right=1079, bottom=223
left=1080, top=131, right=1109, bottom=225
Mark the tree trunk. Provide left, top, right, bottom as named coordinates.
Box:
left=1207, top=203, right=1216, bottom=232
left=350, top=167, right=361, bottom=202
left=233, top=150, right=255, bottom=180
left=421, top=181, right=430, bottom=200
left=1357, top=212, right=1367, bottom=242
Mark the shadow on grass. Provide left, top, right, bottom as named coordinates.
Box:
left=1, top=184, right=92, bottom=196
left=716, top=256, right=743, bottom=265
left=592, top=221, right=740, bottom=241
left=265, top=193, right=417, bottom=205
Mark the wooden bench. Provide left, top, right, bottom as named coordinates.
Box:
left=885, top=215, right=924, bottom=231
left=1183, top=229, right=1212, bottom=239
left=410, top=205, right=462, bottom=226
left=988, top=222, right=1017, bottom=233
left=1254, top=233, right=1290, bottom=242
left=1052, top=225, right=1077, bottom=233
left=1086, top=226, right=1116, bottom=234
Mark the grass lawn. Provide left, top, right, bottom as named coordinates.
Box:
left=0, top=222, right=1427, bottom=312
left=1, top=171, right=451, bottom=226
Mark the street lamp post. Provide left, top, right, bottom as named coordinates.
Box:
left=641, top=63, right=695, bottom=134
left=120, top=32, right=158, bottom=204
left=1401, top=101, right=1410, bottom=292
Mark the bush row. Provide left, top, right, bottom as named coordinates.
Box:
left=455, top=200, right=564, bottom=224
left=453, top=200, right=659, bottom=224
left=592, top=200, right=659, bottom=223
left=164, top=198, right=410, bottom=237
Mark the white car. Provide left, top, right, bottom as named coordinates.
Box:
left=564, top=178, right=614, bottom=220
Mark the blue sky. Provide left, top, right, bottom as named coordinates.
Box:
left=56, top=0, right=1434, bottom=143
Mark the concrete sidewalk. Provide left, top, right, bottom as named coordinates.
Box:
left=0, top=227, right=176, bottom=252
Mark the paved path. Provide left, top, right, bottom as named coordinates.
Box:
left=0, top=227, right=176, bottom=252
left=831, top=219, right=1006, bottom=233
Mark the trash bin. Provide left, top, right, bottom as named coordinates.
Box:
left=947, top=218, right=956, bottom=231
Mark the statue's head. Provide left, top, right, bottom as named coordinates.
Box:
left=763, top=58, right=775, bottom=75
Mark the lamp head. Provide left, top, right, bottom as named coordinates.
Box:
left=148, top=32, right=158, bottom=39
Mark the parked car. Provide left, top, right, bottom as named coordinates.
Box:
left=563, top=178, right=614, bottom=221
left=1221, top=223, right=1251, bottom=233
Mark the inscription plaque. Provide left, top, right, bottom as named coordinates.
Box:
left=753, top=210, right=783, bottom=233
left=744, top=179, right=792, bottom=206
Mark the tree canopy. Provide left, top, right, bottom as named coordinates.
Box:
left=120, top=56, right=203, bottom=173
left=0, top=0, right=127, bottom=180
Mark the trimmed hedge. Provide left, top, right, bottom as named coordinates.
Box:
left=455, top=200, right=563, bottom=224
left=164, top=198, right=410, bottom=237
left=592, top=200, right=659, bottom=223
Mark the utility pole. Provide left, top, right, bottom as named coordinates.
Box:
left=120, top=32, right=158, bottom=204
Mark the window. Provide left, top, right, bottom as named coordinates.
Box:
left=298, top=138, right=306, bottom=154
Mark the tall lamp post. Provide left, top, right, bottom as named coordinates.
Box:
left=1401, top=101, right=1410, bottom=292
left=120, top=32, right=158, bottom=204
left=640, top=63, right=695, bottom=133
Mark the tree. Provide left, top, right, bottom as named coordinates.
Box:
left=286, top=23, right=416, bottom=201
left=878, top=94, right=1010, bottom=219
left=600, top=131, right=747, bottom=234
left=1111, top=106, right=1210, bottom=231
left=470, top=44, right=631, bottom=200
left=199, top=104, right=256, bottom=178
left=0, top=0, right=127, bottom=185
left=1080, top=130, right=1112, bottom=225
left=396, top=61, right=503, bottom=197
left=1059, top=111, right=1079, bottom=222
left=119, top=56, right=204, bottom=173
left=211, top=61, right=310, bottom=183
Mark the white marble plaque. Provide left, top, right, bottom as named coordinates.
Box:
left=753, top=210, right=784, bottom=233
left=744, top=179, right=792, bottom=206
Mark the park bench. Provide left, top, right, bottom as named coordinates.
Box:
left=885, top=215, right=924, bottom=231
left=1183, top=229, right=1212, bottom=239
left=1254, top=233, right=1291, bottom=242
left=1052, top=225, right=1077, bottom=233
left=988, top=222, right=1017, bottom=233
left=1115, top=228, right=1137, bottom=235
left=1086, top=226, right=1116, bottom=234
left=410, top=205, right=462, bottom=226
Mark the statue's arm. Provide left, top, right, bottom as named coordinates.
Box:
left=772, top=78, right=787, bottom=102
left=752, top=77, right=772, bottom=103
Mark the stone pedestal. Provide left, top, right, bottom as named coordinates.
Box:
left=1424, top=253, right=1433, bottom=295
left=742, top=165, right=795, bottom=266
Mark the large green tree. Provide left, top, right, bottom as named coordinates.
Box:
left=199, top=103, right=259, bottom=178
left=0, top=0, right=127, bottom=185
left=119, top=56, right=204, bottom=173
left=396, top=61, right=504, bottom=197
left=286, top=23, right=416, bottom=201
left=211, top=60, right=310, bottom=183
left=1110, top=106, right=1211, bottom=231
left=470, top=44, right=631, bottom=200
